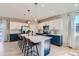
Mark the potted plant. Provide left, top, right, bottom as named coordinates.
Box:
left=26, top=30, right=31, bottom=36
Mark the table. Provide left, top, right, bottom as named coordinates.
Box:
left=21, top=34, right=52, bottom=56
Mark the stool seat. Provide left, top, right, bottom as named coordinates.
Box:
left=31, top=42, right=39, bottom=45
left=25, top=39, right=39, bottom=56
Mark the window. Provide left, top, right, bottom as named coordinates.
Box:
left=75, top=16, right=79, bottom=32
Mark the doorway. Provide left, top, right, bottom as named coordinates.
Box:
left=0, top=20, right=8, bottom=42
left=73, top=15, right=79, bottom=49
left=0, top=20, right=4, bottom=42
left=69, top=13, right=79, bottom=49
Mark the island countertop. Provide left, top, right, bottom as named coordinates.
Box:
left=21, top=34, right=52, bottom=43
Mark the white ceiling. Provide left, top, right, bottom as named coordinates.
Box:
left=0, top=3, right=79, bottom=21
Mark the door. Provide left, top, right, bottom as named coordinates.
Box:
left=74, top=15, right=79, bottom=49
left=0, top=20, right=7, bottom=42
left=0, top=20, right=4, bottom=42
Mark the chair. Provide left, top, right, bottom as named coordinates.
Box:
left=18, top=35, right=23, bottom=50
left=22, top=36, right=28, bottom=55
left=18, top=35, right=26, bottom=53
left=25, top=38, right=39, bottom=56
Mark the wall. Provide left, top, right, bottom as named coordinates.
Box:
left=38, top=18, right=63, bottom=35
left=10, top=20, right=38, bottom=34
left=10, top=21, right=28, bottom=34
left=38, top=14, right=69, bottom=46
left=29, top=21, right=38, bottom=33
left=62, top=14, right=70, bottom=46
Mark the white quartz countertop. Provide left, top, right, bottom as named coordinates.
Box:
left=21, top=34, right=52, bottom=43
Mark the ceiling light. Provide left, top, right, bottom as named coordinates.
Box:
left=27, top=9, right=30, bottom=12
left=41, top=5, right=45, bottom=7
left=34, top=18, right=37, bottom=21
left=34, top=3, right=38, bottom=5
left=28, top=21, right=31, bottom=24
left=74, top=4, right=79, bottom=7
left=24, top=14, right=26, bottom=16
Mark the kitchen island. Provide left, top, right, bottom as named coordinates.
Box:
left=21, top=34, right=52, bottom=56
left=36, top=33, right=62, bottom=46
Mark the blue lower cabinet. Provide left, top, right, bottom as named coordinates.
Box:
left=51, top=35, right=62, bottom=46
left=36, top=33, right=62, bottom=46
left=10, top=34, right=19, bottom=41
left=44, top=39, right=50, bottom=56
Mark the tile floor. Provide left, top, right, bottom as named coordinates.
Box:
left=0, top=41, right=79, bottom=56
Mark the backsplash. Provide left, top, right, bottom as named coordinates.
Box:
left=10, top=29, right=21, bottom=34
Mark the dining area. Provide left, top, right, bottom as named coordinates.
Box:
left=17, top=34, right=52, bottom=56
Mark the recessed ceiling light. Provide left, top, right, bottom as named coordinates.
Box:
left=41, top=5, right=45, bottom=7
left=28, top=21, right=31, bottom=24
left=34, top=3, right=38, bottom=5
left=74, top=4, right=79, bottom=7
left=27, top=9, right=30, bottom=12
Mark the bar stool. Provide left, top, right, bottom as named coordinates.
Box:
left=18, top=35, right=23, bottom=50
left=22, top=36, right=29, bottom=55
left=25, top=39, right=39, bottom=56
left=18, top=35, right=26, bottom=53
left=21, top=36, right=27, bottom=53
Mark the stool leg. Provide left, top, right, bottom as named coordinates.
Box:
left=36, top=45, right=39, bottom=56
left=27, top=47, right=29, bottom=56
left=22, top=43, right=24, bottom=52
left=31, top=46, right=32, bottom=56
left=24, top=45, right=26, bottom=56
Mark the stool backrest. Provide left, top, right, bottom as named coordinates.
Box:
left=27, top=39, right=32, bottom=46
left=18, top=34, right=23, bottom=40
left=22, top=36, right=27, bottom=43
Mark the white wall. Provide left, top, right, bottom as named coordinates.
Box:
left=62, top=14, right=70, bottom=46
left=38, top=18, right=63, bottom=35
left=10, top=21, right=38, bottom=34
left=38, top=15, right=69, bottom=46
left=10, top=21, right=28, bottom=34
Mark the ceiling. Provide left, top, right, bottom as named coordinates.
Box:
left=0, top=3, right=79, bottom=21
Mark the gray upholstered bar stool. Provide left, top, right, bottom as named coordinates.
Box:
left=18, top=35, right=26, bottom=53
left=18, top=35, right=23, bottom=50
left=25, top=38, right=39, bottom=56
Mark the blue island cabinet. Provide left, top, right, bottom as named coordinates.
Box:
left=44, top=39, right=51, bottom=56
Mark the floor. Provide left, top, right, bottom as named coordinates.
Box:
left=0, top=41, right=79, bottom=56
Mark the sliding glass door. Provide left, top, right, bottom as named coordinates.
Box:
left=0, top=19, right=9, bottom=42
left=0, top=20, right=6, bottom=42
left=74, top=15, right=79, bottom=48
left=68, top=13, right=79, bottom=49
left=0, top=20, right=4, bottom=42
